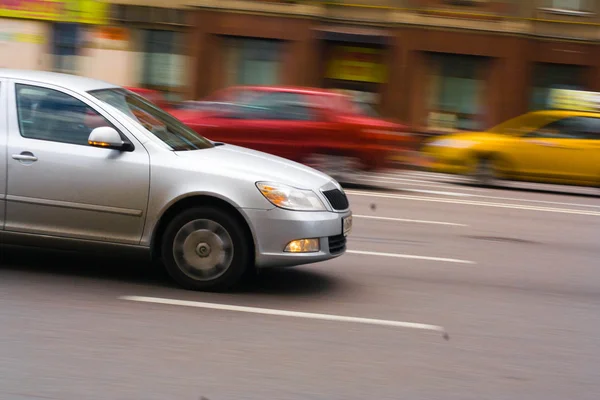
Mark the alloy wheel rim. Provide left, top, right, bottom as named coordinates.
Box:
left=172, top=219, right=234, bottom=281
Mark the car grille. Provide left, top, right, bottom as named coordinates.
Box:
left=328, top=234, right=347, bottom=255
left=322, top=188, right=349, bottom=211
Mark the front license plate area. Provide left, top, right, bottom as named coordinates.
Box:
left=342, top=215, right=353, bottom=237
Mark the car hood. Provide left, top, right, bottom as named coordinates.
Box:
left=175, top=144, right=337, bottom=190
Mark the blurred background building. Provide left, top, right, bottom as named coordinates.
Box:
left=1, top=0, right=599, bottom=135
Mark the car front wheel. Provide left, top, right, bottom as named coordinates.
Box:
left=472, top=156, right=498, bottom=188
left=161, top=206, right=251, bottom=291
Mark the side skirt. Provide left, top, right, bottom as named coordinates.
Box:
left=0, top=231, right=152, bottom=260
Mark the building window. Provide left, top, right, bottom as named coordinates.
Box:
left=224, top=37, right=282, bottom=86
left=52, top=23, right=82, bottom=74
left=322, top=44, right=386, bottom=116
left=552, top=0, right=585, bottom=11
left=426, top=53, right=488, bottom=132
left=139, top=29, right=186, bottom=100
left=530, top=63, right=587, bottom=111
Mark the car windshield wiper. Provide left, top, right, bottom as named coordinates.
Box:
left=213, top=142, right=225, bottom=146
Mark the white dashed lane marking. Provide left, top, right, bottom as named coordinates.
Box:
left=347, top=250, right=475, bottom=265
left=120, top=296, right=448, bottom=337
left=354, top=214, right=467, bottom=227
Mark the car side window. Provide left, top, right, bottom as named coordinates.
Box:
left=231, top=89, right=260, bottom=104
left=218, top=91, right=272, bottom=120
left=276, top=93, right=316, bottom=121
left=242, top=92, right=316, bottom=121
left=16, top=84, right=114, bottom=146
left=526, top=117, right=591, bottom=140
left=575, top=117, right=600, bottom=140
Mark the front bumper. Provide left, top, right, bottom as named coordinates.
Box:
left=242, top=207, right=352, bottom=268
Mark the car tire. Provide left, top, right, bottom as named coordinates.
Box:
left=161, top=206, right=251, bottom=292
left=472, top=156, right=498, bottom=188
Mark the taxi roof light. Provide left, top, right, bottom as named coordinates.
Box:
left=548, top=89, right=600, bottom=113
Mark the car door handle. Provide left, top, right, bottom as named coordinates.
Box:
left=531, top=140, right=560, bottom=148
left=12, top=153, right=38, bottom=162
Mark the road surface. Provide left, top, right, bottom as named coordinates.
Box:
left=1, top=171, right=599, bottom=400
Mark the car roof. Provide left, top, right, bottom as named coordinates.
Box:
left=226, top=85, right=343, bottom=96
left=526, top=109, right=600, bottom=118
left=0, top=69, right=119, bottom=93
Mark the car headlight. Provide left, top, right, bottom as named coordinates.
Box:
left=256, top=182, right=326, bottom=211
left=429, top=139, right=475, bottom=149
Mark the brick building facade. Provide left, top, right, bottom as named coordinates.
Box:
left=106, top=0, right=600, bottom=133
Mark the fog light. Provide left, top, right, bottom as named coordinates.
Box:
left=284, top=239, right=320, bottom=253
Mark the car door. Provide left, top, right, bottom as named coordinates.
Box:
left=234, top=91, right=335, bottom=161
left=507, top=118, right=579, bottom=181
left=194, top=105, right=266, bottom=150
left=520, top=117, right=599, bottom=182
left=0, top=79, right=6, bottom=230
left=183, top=89, right=266, bottom=149
left=198, top=91, right=304, bottom=157
left=5, top=80, right=150, bottom=245
left=280, top=93, right=340, bottom=162
left=579, top=118, right=600, bottom=182
left=249, top=91, right=317, bottom=160
left=552, top=117, right=600, bottom=183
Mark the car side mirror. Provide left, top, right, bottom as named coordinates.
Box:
left=88, top=127, right=129, bottom=151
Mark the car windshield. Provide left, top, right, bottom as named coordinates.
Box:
left=89, top=88, right=214, bottom=151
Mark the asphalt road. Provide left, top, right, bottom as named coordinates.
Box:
left=1, top=171, right=599, bottom=400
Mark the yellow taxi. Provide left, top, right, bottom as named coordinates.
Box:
left=421, top=90, right=600, bottom=187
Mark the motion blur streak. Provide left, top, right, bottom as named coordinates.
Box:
left=3, top=0, right=600, bottom=399
left=345, top=190, right=600, bottom=216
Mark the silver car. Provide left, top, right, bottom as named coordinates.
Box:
left=0, top=69, right=352, bottom=291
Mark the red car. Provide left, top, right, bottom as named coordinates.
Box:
left=145, top=86, right=412, bottom=178
left=125, top=87, right=170, bottom=110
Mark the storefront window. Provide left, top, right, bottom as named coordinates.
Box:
left=224, top=37, right=282, bottom=86
left=323, top=45, right=386, bottom=116
left=529, top=63, right=587, bottom=111
left=426, top=53, right=488, bottom=132
left=52, top=23, right=82, bottom=74
left=140, top=29, right=186, bottom=99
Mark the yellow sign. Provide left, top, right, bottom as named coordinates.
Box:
left=0, top=0, right=108, bottom=25
left=549, top=89, right=600, bottom=112
left=0, top=32, right=46, bottom=43
left=89, top=26, right=129, bottom=50
left=326, top=46, right=387, bottom=84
